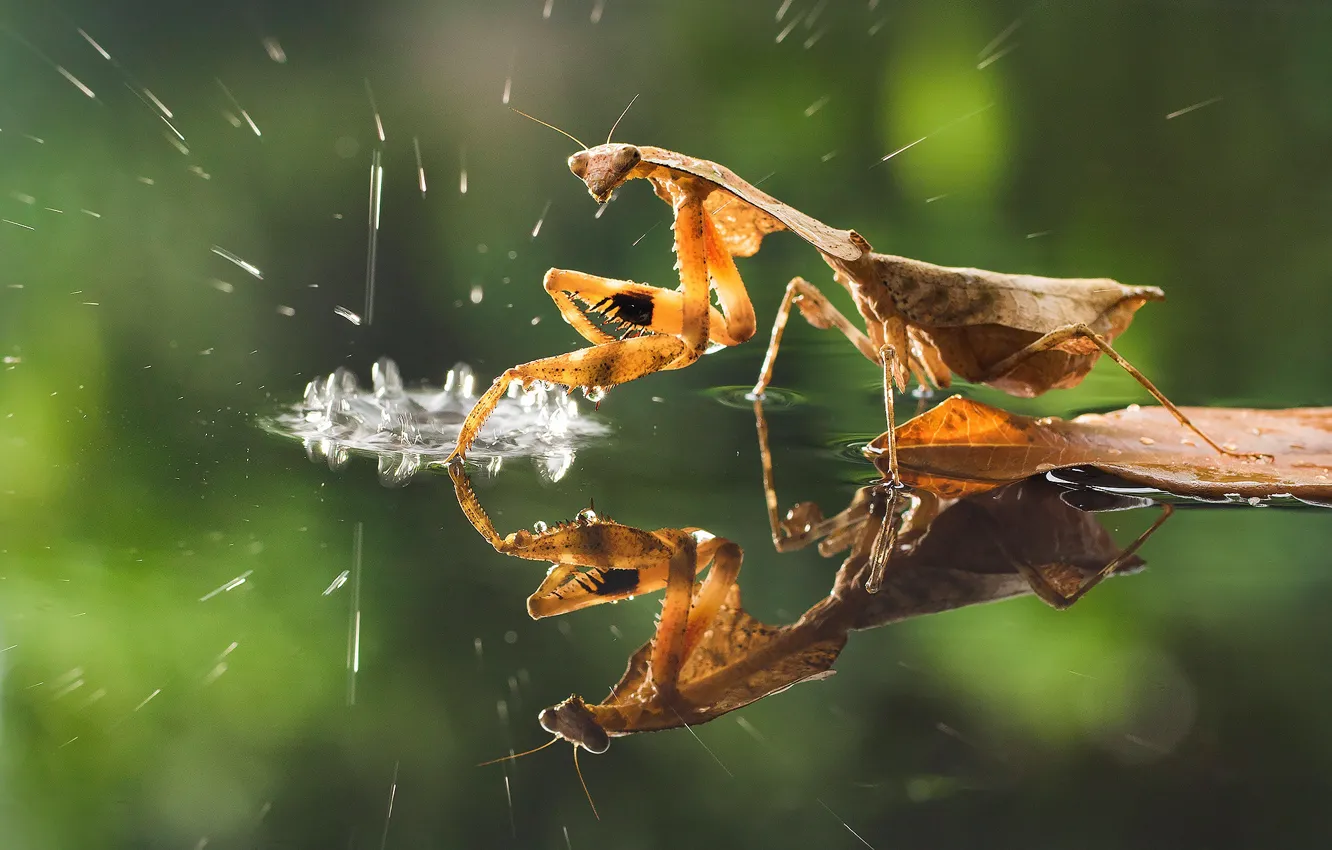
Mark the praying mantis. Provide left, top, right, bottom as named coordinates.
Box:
left=444, top=127, right=1266, bottom=477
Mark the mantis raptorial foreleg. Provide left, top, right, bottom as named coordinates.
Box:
left=978, top=322, right=1270, bottom=463
left=449, top=334, right=691, bottom=459
left=679, top=537, right=742, bottom=658
left=700, top=212, right=757, bottom=346
left=448, top=187, right=750, bottom=462
left=543, top=267, right=754, bottom=349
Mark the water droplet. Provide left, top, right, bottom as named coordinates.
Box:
left=540, top=450, right=574, bottom=483
left=326, top=443, right=351, bottom=471
left=532, top=520, right=549, bottom=534
left=303, top=379, right=325, bottom=407
left=709, top=385, right=804, bottom=409
left=576, top=507, right=598, bottom=524
left=372, top=357, right=404, bottom=396
left=445, top=362, right=476, bottom=398
left=582, top=385, right=607, bottom=403
left=332, top=367, right=360, bottom=397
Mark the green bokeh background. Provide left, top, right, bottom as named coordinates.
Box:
left=3, top=0, right=1332, bottom=847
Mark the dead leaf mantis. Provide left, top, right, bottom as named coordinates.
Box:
left=444, top=119, right=1266, bottom=476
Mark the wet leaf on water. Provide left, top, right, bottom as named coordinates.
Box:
left=876, top=395, right=1332, bottom=501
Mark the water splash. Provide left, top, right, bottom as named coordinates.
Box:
left=260, top=357, right=608, bottom=486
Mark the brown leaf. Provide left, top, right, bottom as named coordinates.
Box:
left=879, top=395, right=1332, bottom=501
left=861, top=256, right=1165, bottom=397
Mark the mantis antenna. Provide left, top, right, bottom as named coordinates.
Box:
left=605, top=94, right=639, bottom=144
left=509, top=108, right=588, bottom=151
left=477, top=736, right=600, bottom=818
left=573, top=745, right=600, bottom=820
left=476, top=735, right=559, bottom=767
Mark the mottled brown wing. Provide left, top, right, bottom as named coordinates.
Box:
left=641, top=146, right=866, bottom=263
left=601, top=584, right=845, bottom=732
left=872, top=254, right=1165, bottom=335
left=704, top=187, right=786, bottom=258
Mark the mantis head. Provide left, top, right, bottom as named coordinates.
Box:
left=568, top=143, right=643, bottom=204
left=479, top=696, right=608, bottom=818
left=539, top=695, right=611, bottom=754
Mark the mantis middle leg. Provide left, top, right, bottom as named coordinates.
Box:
left=751, top=277, right=879, bottom=398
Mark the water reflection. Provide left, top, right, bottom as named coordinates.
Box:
left=522, top=475, right=1156, bottom=752
left=449, top=395, right=1172, bottom=752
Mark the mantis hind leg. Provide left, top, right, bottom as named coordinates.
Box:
left=1018, top=505, right=1174, bottom=610
left=977, top=323, right=1271, bottom=463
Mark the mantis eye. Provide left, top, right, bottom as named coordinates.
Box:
left=568, top=151, right=590, bottom=180
left=612, top=146, right=641, bottom=174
